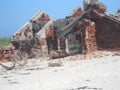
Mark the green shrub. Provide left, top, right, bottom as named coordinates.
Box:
left=0, top=37, right=11, bottom=47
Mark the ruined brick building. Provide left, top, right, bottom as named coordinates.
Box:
left=12, top=0, right=120, bottom=58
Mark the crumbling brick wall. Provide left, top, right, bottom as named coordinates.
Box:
left=75, top=19, right=97, bottom=53
left=0, top=46, right=15, bottom=62
left=95, top=17, right=120, bottom=49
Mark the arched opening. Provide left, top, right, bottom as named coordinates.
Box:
left=46, top=37, right=53, bottom=54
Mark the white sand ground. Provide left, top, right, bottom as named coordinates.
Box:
left=0, top=51, right=120, bottom=90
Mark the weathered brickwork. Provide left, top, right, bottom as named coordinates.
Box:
left=0, top=0, right=120, bottom=61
